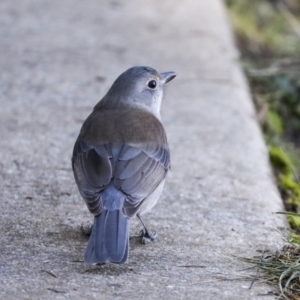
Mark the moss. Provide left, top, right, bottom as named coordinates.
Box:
left=288, top=215, right=300, bottom=229
left=289, top=232, right=300, bottom=244
left=269, top=147, right=292, bottom=176
left=270, top=157, right=300, bottom=230
left=266, top=110, right=283, bottom=136
left=269, top=147, right=300, bottom=230
left=280, top=175, right=300, bottom=193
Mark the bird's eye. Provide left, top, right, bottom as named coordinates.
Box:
left=147, top=80, right=157, bottom=89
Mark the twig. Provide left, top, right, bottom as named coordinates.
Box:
left=41, top=269, right=58, bottom=278
left=47, top=288, right=66, bottom=294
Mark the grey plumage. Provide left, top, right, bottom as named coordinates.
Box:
left=72, top=66, right=176, bottom=264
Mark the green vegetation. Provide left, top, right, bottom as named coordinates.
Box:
left=227, top=0, right=300, bottom=298
left=227, top=0, right=299, bottom=58
left=238, top=238, right=300, bottom=299
left=227, top=0, right=300, bottom=229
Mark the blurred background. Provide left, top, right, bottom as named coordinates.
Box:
left=227, top=0, right=300, bottom=233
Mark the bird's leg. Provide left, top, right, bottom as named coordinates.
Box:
left=137, top=214, right=157, bottom=244
left=81, top=223, right=93, bottom=236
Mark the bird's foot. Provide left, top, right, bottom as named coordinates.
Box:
left=139, top=229, right=157, bottom=245
left=134, top=214, right=158, bottom=244
left=130, top=229, right=157, bottom=244
left=81, top=224, right=93, bottom=236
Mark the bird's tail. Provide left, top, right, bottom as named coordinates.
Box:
left=84, top=209, right=129, bottom=264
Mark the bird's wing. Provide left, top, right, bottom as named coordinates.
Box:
left=72, top=140, right=112, bottom=215
left=114, top=143, right=170, bottom=217
left=72, top=140, right=170, bottom=217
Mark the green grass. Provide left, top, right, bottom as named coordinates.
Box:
left=238, top=234, right=300, bottom=299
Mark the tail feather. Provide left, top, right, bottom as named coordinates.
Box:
left=104, top=210, right=129, bottom=262
left=84, top=209, right=129, bottom=264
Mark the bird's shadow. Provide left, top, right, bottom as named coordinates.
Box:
left=79, top=262, right=136, bottom=276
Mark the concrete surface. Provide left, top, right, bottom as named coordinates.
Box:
left=0, top=0, right=286, bottom=299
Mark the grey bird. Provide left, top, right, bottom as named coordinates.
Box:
left=72, top=66, right=176, bottom=264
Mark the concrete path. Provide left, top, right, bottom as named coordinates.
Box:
left=0, top=0, right=285, bottom=299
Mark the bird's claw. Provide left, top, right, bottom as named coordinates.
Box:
left=139, top=229, right=157, bottom=244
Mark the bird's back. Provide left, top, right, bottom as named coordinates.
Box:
left=79, top=102, right=169, bottom=149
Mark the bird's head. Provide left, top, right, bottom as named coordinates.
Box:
left=103, top=66, right=177, bottom=118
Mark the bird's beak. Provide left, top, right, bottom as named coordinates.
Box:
left=160, top=71, right=177, bottom=84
